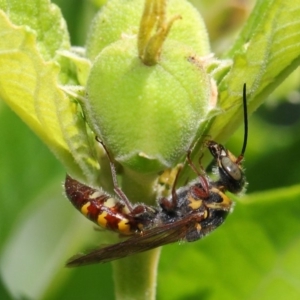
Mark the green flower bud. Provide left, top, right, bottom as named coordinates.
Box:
left=82, top=0, right=214, bottom=174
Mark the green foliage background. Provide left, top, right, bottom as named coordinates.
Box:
left=1, top=0, right=300, bottom=299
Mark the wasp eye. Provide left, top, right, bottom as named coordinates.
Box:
left=221, top=156, right=242, bottom=181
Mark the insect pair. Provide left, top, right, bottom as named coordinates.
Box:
left=65, top=84, right=248, bottom=267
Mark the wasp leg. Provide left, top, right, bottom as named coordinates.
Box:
left=186, top=149, right=210, bottom=197
left=96, top=137, right=134, bottom=212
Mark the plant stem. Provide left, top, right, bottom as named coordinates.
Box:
left=113, top=248, right=161, bottom=300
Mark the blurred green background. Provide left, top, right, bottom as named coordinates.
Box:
left=1, top=0, right=300, bottom=299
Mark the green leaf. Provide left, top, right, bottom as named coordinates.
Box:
left=207, top=0, right=300, bottom=147
left=0, top=6, right=99, bottom=184
left=0, top=0, right=70, bottom=60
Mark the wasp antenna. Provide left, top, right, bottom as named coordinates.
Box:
left=237, top=83, right=248, bottom=163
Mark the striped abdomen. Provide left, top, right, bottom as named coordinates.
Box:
left=65, top=175, right=135, bottom=235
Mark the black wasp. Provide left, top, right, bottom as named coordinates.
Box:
left=65, top=84, right=248, bottom=267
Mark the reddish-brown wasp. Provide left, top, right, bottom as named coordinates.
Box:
left=65, top=84, right=248, bottom=267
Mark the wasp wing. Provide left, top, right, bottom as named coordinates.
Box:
left=66, top=213, right=204, bottom=267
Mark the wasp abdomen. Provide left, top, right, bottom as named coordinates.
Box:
left=65, top=175, right=133, bottom=235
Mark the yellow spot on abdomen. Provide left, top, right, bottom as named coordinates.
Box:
left=104, top=197, right=118, bottom=208
left=97, top=212, right=108, bottom=228
left=118, top=219, right=131, bottom=235
left=81, top=202, right=91, bottom=216
left=89, top=191, right=104, bottom=199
